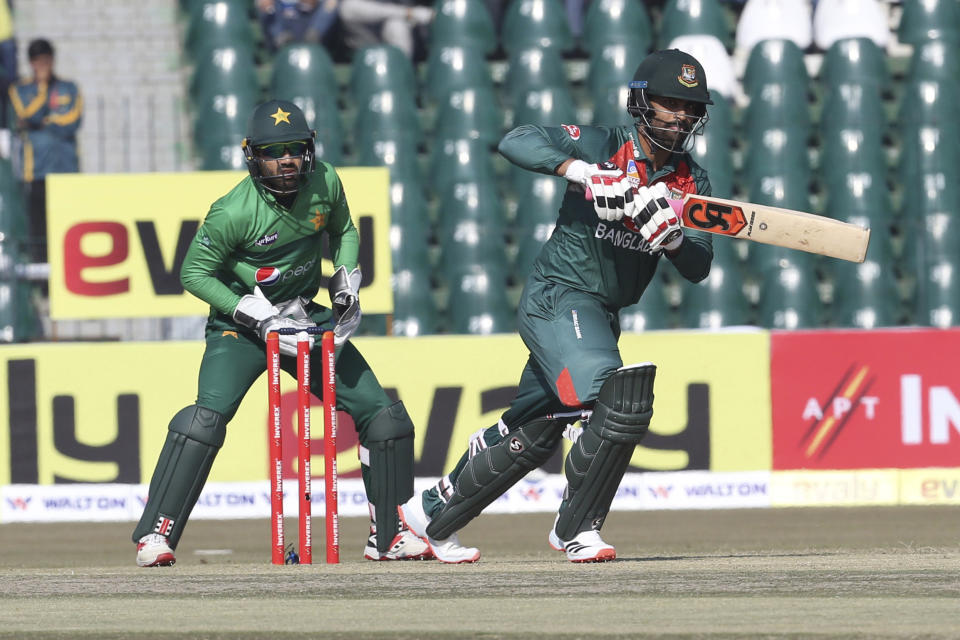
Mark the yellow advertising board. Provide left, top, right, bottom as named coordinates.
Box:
left=46, top=169, right=393, bottom=319
left=899, top=468, right=960, bottom=505
left=0, top=331, right=772, bottom=486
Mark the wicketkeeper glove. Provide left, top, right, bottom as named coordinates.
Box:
left=232, top=287, right=316, bottom=357
left=563, top=159, right=636, bottom=222
left=328, top=265, right=362, bottom=347
left=632, top=183, right=684, bottom=252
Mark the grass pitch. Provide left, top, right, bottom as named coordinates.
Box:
left=1, top=506, right=958, bottom=639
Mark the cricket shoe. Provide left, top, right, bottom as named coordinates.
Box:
left=398, top=494, right=480, bottom=564
left=364, top=522, right=434, bottom=561
left=136, top=533, right=176, bottom=567
left=549, top=525, right=616, bottom=563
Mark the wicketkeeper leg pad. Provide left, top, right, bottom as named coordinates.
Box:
left=425, top=415, right=566, bottom=540
left=131, top=405, right=227, bottom=548
left=554, top=363, right=655, bottom=540
left=362, top=401, right=415, bottom=553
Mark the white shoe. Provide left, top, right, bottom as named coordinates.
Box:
left=364, top=522, right=434, bottom=561
left=549, top=526, right=616, bottom=563
left=398, top=494, right=480, bottom=564
left=136, top=533, right=176, bottom=567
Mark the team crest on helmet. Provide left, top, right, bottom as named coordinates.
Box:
left=255, top=267, right=281, bottom=286
left=678, top=64, right=699, bottom=88
left=270, top=107, right=291, bottom=125
left=561, top=124, right=581, bottom=140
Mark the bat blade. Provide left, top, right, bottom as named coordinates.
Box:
left=668, top=195, right=871, bottom=263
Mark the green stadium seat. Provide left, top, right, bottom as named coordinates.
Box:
left=822, top=173, right=894, bottom=230
left=424, top=44, right=494, bottom=103
left=356, top=128, right=422, bottom=183
left=907, top=39, right=960, bottom=84
left=430, top=0, right=499, bottom=55
left=428, top=137, right=497, bottom=196
left=820, top=38, right=888, bottom=88
left=582, top=0, right=652, bottom=51
left=504, top=47, right=569, bottom=106
left=514, top=174, right=564, bottom=231
left=819, top=128, right=886, bottom=187
left=392, top=266, right=439, bottom=336
left=898, top=0, right=960, bottom=45
left=197, top=134, right=247, bottom=170
left=189, top=46, right=259, bottom=102
left=587, top=43, right=644, bottom=96
left=689, top=93, right=734, bottom=198
left=435, top=86, right=504, bottom=148
left=619, top=285, right=672, bottom=332
left=658, top=0, right=732, bottom=51
left=389, top=179, right=432, bottom=274
left=899, top=80, right=960, bottom=129
left=743, top=39, right=808, bottom=97
left=353, top=89, right=421, bottom=144
left=819, top=83, right=886, bottom=137
left=270, top=44, right=337, bottom=100
left=681, top=259, right=751, bottom=329
left=446, top=265, right=515, bottom=334
left=898, top=123, right=960, bottom=185
left=743, top=127, right=812, bottom=206
left=436, top=179, right=506, bottom=239
left=349, top=44, right=417, bottom=102
left=913, top=258, right=960, bottom=328
left=591, top=85, right=634, bottom=127
left=185, top=0, right=255, bottom=58
left=513, top=87, right=577, bottom=128
left=438, top=218, right=508, bottom=280
left=743, top=82, right=811, bottom=133
left=193, top=91, right=256, bottom=157
left=501, top=0, right=573, bottom=55
left=757, top=262, right=822, bottom=329
left=830, top=241, right=899, bottom=329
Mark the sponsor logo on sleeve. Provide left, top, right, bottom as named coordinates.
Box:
left=561, top=124, right=581, bottom=140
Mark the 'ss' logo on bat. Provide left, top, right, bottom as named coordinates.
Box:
left=681, top=198, right=747, bottom=236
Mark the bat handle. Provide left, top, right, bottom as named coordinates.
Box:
left=667, top=198, right=684, bottom=216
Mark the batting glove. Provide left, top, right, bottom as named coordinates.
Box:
left=328, top=265, right=363, bottom=347
left=563, top=159, right=636, bottom=222
left=633, top=184, right=684, bottom=252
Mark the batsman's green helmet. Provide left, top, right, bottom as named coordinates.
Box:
left=627, top=49, right=713, bottom=118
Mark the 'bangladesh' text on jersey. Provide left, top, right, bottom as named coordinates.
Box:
left=180, top=161, right=359, bottom=318
left=498, top=124, right=713, bottom=310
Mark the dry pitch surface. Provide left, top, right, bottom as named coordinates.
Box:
left=1, top=506, right=958, bottom=639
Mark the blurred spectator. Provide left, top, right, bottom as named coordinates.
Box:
left=339, top=0, right=434, bottom=59
left=256, top=0, right=341, bottom=51
left=7, top=38, right=82, bottom=264
left=0, top=0, right=14, bottom=136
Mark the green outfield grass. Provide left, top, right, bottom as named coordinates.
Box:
left=1, top=506, right=958, bottom=639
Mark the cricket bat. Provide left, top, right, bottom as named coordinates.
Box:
left=667, top=195, right=871, bottom=263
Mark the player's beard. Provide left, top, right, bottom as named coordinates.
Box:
left=259, top=158, right=302, bottom=195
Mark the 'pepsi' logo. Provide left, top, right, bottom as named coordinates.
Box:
left=255, top=267, right=281, bottom=286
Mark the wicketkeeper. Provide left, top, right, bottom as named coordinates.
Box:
left=400, top=49, right=715, bottom=563
left=133, top=100, right=431, bottom=566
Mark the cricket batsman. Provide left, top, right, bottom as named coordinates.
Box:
left=133, top=100, right=431, bottom=566
left=399, top=49, right=715, bottom=563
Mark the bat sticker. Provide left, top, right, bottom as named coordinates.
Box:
left=680, top=198, right=747, bottom=236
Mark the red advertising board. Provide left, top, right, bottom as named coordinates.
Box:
left=771, top=329, right=960, bottom=470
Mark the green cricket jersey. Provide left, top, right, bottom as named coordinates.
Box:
left=499, top=124, right=713, bottom=309
left=180, top=161, right=359, bottom=319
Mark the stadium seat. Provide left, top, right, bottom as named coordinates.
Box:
left=189, top=46, right=259, bottom=102
left=356, top=128, right=422, bottom=183
left=591, top=85, right=634, bottom=127
left=193, top=91, right=256, bottom=148
left=392, top=266, right=439, bottom=336
left=424, top=44, right=495, bottom=103
left=435, top=87, right=504, bottom=147
left=812, top=0, right=890, bottom=50
left=658, top=0, right=732, bottom=51
left=438, top=217, right=508, bottom=281
left=197, top=133, right=248, bottom=170
left=912, top=257, right=960, bottom=328
left=688, top=93, right=733, bottom=197
left=822, top=172, right=894, bottom=230
left=820, top=38, right=888, bottom=89
left=349, top=45, right=417, bottom=102
left=666, top=35, right=740, bottom=102
left=898, top=124, right=960, bottom=185
left=743, top=82, right=811, bottom=133
left=389, top=179, right=432, bottom=273
left=899, top=80, right=959, bottom=129
left=430, top=0, right=498, bottom=55
left=513, top=175, right=562, bottom=279
left=757, top=262, right=822, bottom=329
left=830, top=241, right=899, bottom=329
left=446, top=265, right=515, bottom=334
left=898, top=0, right=960, bottom=45
left=587, top=43, right=645, bottom=96
left=743, top=127, right=811, bottom=196
left=501, top=0, right=574, bottom=55
left=270, top=44, right=337, bottom=100
left=581, top=0, right=653, bottom=51
left=435, top=179, right=506, bottom=239
left=504, top=47, right=569, bottom=106
left=819, top=83, right=886, bottom=137
left=353, top=89, right=422, bottom=144
left=185, top=0, right=255, bottom=58
left=735, top=0, right=812, bottom=56
left=742, top=39, right=809, bottom=98
left=681, top=259, right=751, bottom=329
left=907, top=39, right=960, bottom=84
left=428, top=136, right=498, bottom=197
left=619, top=285, right=672, bottom=332
left=512, top=87, right=578, bottom=128
left=819, top=128, right=886, bottom=187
